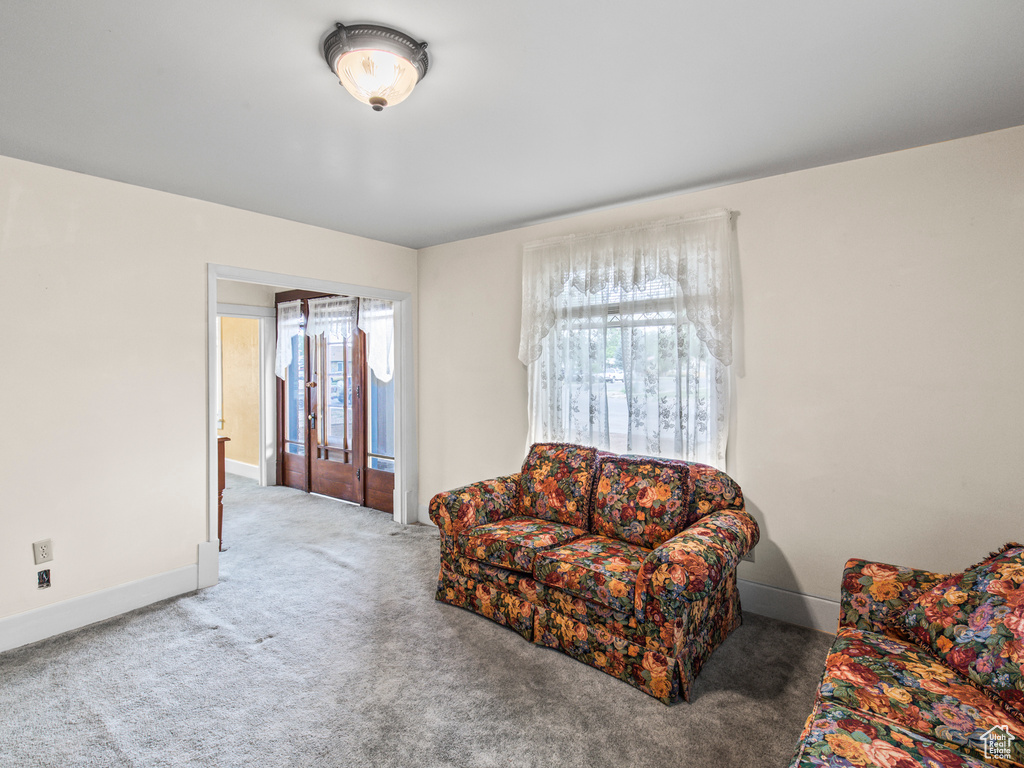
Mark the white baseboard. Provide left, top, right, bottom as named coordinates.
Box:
left=224, top=459, right=259, bottom=481
left=0, top=565, right=199, bottom=654
left=419, top=503, right=433, bottom=526
left=738, top=578, right=839, bottom=634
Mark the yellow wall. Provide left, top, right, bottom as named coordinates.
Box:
left=219, top=317, right=260, bottom=467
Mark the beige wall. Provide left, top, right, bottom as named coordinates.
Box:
left=418, top=125, right=1024, bottom=602
left=2, top=125, right=1021, bottom=629
left=0, top=156, right=417, bottom=620
left=219, top=317, right=260, bottom=466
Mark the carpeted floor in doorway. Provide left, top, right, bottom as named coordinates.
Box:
left=0, top=475, right=833, bottom=768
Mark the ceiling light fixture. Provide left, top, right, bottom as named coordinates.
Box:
left=322, top=22, right=429, bottom=112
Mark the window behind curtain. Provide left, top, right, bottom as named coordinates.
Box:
left=519, top=210, right=735, bottom=468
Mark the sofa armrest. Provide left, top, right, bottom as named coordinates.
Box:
left=635, top=508, right=759, bottom=623
left=428, top=474, right=522, bottom=555
left=839, top=558, right=948, bottom=634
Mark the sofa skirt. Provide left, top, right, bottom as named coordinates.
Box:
left=436, top=566, right=535, bottom=640
left=532, top=605, right=681, bottom=702
left=434, top=561, right=743, bottom=703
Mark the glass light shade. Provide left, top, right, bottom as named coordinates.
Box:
left=323, top=23, right=429, bottom=112
left=335, top=49, right=420, bottom=110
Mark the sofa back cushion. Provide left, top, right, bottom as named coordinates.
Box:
left=591, top=456, right=695, bottom=549
left=891, top=542, right=1024, bottom=720
left=519, top=443, right=598, bottom=529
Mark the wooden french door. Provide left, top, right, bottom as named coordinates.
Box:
left=309, top=325, right=365, bottom=503
left=276, top=291, right=394, bottom=513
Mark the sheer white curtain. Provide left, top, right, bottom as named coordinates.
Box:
left=274, top=300, right=304, bottom=379
left=519, top=209, right=735, bottom=468
left=306, top=295, right=358, bottom=340
left=358, top=299, right=395, bottom=383
left=277, top=296, right=393, bottom=379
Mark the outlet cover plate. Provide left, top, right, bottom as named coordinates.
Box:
left=32, top=539, right=53, bottom=565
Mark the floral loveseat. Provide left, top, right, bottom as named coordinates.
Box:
left=428, top=442, right=759, bottom=703
left=790, top=543, right=1024, bottom=767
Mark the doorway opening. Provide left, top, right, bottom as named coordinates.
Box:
left=203, top=265, right=417, bottom=589
left=275, top=290, right=395, bottom=514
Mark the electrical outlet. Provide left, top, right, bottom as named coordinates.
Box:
left=741, top=548, right=755, bottom=563
left=37, top=569, right=51, bottom=589
left=32, top=539, right=53, bottom=565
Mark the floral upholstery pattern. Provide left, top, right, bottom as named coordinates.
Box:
left=447, top=554, right=540, bottom=604
left=459, top=517, right=586, bottom=574
left=689, top=462, right=744, bottom=520
left=820, top=628, right=1024, bottom=765
left=429, top=474, right=521, bottom=555
left=635, top=507, right=760, bottom=622
left=790, top=552, right=1024, bottom=768
left=892, top=543, right=1024, bottom=720
left=437, top=568, right=534, bottom=640
left=534, top=606, right=681, bottom=703
left=450, top=553, right=664, bottom=651
left=535, top=581, right=655, bottom=650
left=590, top=456, right=694, bottom=549
left=519, top=443, right=598, bottom=528
left=841, top=558, right=949, bottom=635
left=430, top=444, right=757, bottom=704
left=672, top=573, right=743, bottom=695
left=533, top=534, right=648, bottom=615
left=791, top=700, right=996, bottom=768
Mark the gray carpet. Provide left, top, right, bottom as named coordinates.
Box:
left=0, top=475, right=833, bottom=767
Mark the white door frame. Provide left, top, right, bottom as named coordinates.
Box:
left=201, top=264, right=418, bottom=588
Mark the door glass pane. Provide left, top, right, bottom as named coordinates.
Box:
left=323, top=331, right=353, bottom=461
left=369, top=456, right=394, bottom=471
left=368, top=371, right=395, bottom=472
left=285, top=331, right=305, bottom=455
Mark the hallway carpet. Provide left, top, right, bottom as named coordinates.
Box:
left=0, top=476, right=833, bottom=767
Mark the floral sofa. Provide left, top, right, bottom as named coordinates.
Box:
left=790, top=543, right=1024, bottom=767
left=428, top=442, right=759, bottom=703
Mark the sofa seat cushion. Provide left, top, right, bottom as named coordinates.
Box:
left=891, top=542, right=1024, bottom=721
left=459, top=517, right=586, bottom=574
left=533, top=534, right=648, bottom=615
left=536, top=581, right=657, bottom=650
left=448, top=555, right=541, bottom=605
left=591, top=455, right=694, bottom=549
left=820, top=628, right=1024, bottom=765
left=790, top=699, right=997, bottom=768
left=519, top=443, right=598, bottom=528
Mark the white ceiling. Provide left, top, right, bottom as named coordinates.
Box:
left=2, top=1, right=1023, bottom=249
